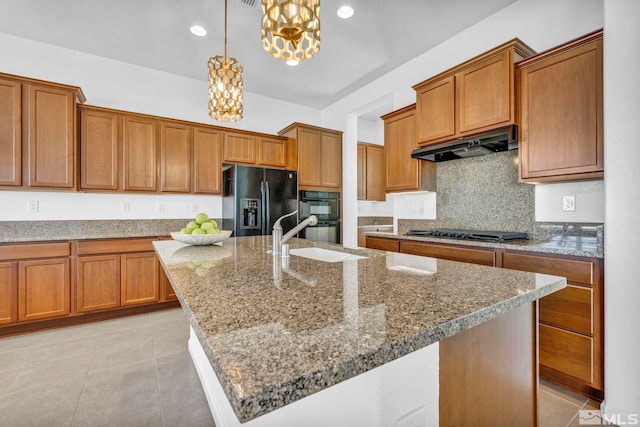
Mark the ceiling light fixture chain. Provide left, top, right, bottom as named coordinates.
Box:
left=261, top=0, right=321, bottom=66
left=208, top=0, right=244, bottom=122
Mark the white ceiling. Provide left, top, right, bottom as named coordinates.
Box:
left=0, top=0, right=519, bottom=109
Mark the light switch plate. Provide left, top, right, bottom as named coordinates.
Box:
left=562, top=195, right=576, bottom=211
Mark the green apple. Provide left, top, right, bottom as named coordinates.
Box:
left=180, top=227, right=192, bottom=234
left=195, top=212, right=209, bottom=225
left=200, top=221, right=215, bottom=232
left=186, top=221, right=199, bottom=230
left=209, top=219, right=218, bottom=228
left=192, top=228, right=206, bottom=235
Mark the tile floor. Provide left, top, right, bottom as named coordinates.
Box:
left=0, top=308, right=601, bottom=427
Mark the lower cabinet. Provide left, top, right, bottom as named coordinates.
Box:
left=366, top=236, right=604, bottom=399
left=77, top=238, right=170, bottom=313
left=0, top=242, right=72, bottom=324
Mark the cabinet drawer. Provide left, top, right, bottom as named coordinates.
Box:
left=77, top=238, right=160, bottom=255
left=0, top=242, right=71, bottom=261
left=400, top=241, right=495, bottom=266
left=540, top=284, right=593, bottom=335
left=539, top=324, right=593, bottom=384
left=366, top=236, right=400, bottom=252
left=503, top=252, right=594, bottom=285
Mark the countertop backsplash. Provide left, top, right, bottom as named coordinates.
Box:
left=357, top=216, right=393, bottom=227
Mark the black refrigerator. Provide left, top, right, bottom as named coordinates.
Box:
left=222, top=165, right=299, bottom=237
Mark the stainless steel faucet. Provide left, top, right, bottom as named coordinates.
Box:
left=272, top=210, right=318, bottom=256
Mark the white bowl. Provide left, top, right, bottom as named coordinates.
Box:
left=170, top=230, right=232, bottom=246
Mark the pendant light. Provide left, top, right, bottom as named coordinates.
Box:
left=208, top=0, right=244, bottom=122
left=261, top=0, right=321, bottom=66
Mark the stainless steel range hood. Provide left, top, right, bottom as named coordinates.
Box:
left=411, top=125, right=518, bottom=162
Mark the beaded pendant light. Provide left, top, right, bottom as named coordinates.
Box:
left=208, top=0, right=244, bottom=122
left=261, top=0, right=320, bottom=66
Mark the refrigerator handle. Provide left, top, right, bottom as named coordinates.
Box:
left=263, top=180, right=270, bottom=234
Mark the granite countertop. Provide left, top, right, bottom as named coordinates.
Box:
left=365, top=231, right=603, bottom=258
left=153, top=236, right=565, bottom=422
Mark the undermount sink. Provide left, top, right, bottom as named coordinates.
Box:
left=289, top=247, right=368, bottom=263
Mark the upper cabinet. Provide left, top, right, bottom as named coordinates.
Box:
left=381, top=105, right=435, bottom=193
left=357, top=142, right=385, bottom=201
left=413, top=39, right=535, bottom=146
left=222, top=131, right=287, bottom=168
left=80, top=105, right=223, bottom=194
left=279, top=123, right=342, bottom=190
left=517, top=30, right=603, bottom=183
left=0, top=73, right=85, bottom=189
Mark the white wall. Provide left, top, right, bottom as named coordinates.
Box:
left=602, top=0, right=640, bottom=420
left=322, top=0, right=604, bottom=247
left=0, top=32, right=321, bottom=221
left=535, top=180, right=605, bottom=223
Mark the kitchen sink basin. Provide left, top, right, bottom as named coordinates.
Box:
left=289, top=247, right=368, bottom=263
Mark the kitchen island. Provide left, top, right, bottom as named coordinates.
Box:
left=153, top=236, right=566, bottom=427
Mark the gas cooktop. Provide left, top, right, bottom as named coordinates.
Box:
left=404, top=229, right=529, bottom=243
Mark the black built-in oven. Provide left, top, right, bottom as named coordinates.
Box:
left=299, top=191, right=340, bottom=244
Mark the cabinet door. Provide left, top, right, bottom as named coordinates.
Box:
left=121, top=253, right=159, bottom=306
left=297, top=128, right=322, bottom=187
left=540, top=324, right=594, bottom=385
left=193, top=127, right=222, bottom=194
left=365, top=145, right=385, bottom=201
left=400, top=241, right=495, bottom=266
left=77, top=255, right=120, bottom=312
left=80, top=108, right=119, bottom=190
left=257, top=137, right=287, bottom=168
left=519, top=39, right=603, bottom=181
left=0, top=262, right=17, bottom=325
left=384, top=108, right=421, bottom=192
left=160, top=267, right=177, bottom=302
left=160, top=122, right=191, bottom=193
left=357, top=145, right=366, bottom=200
left=320, top=132, right=341, bottom=187
left=0, top=78, right=22, bottom=186
left=223, top=132, right=256, bottom=164
left=25, top=84, right=76, bottom=188
left=457, top=50, right=512, bottom=134
left=122, top=115, right=157, bottom=191
left=416, top=76, right=456, bottom=144
left=18, top=258, right=70, bottom=321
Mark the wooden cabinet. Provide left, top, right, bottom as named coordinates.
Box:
left=0, top=78, right=22, bottom=186
left=381, top=105, right=435, bottom=193
left=257, top=136, right=287, bottom=168
left=413, top=39, right=535, bottom=146
left=80, top=106, right=223, bottom=194
left=76, top=238, right=162, bottom=313
left=358, top=226, right=393, bottom=248
left=121, top=253, right=160, bottom=306
left=365, top=236, right=400, bottom=252
left=517, top=30, right=603, bottom=182
left=278, top=122, right=342, bottom=190
left=0, top=262, right=18, bottom=325
left=193, top=127, right=223, bottom=194
left=160, top=122, right=191, bottom=193
left=357, top=143, right=385, bottom=201
left=401, top=240, right=496, bottom=266
left=223, top=132, right=287, bottom=168
left=122, top=114, right=158, bottom=191
left=0, top=73, right=85, bottom=190
left=0, top=242, right=72, bottom=324
left=160, top=270, right=177, bottom=302
left=502, top=251, right=603, bottom=399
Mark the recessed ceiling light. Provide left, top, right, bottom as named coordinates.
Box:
left=190, top=25, right=207, bottom=37
left=286, top=59, right=300, bottom=66
left=337, top=5, right=354, bottom=19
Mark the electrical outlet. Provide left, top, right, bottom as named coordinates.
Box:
left=122, top=202, right=131, bottom=213
left=191, top=203, right=199, bottom=213
left=158, top=203, right=165, bottom=213
left=27, top=200, right=39, bottom=213
left=562, top=195, right=576, bottom=211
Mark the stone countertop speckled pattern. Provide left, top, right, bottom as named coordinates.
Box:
left=363, top=231, right=603, bottom=258
left=153, top=236, right=566, bottom=422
